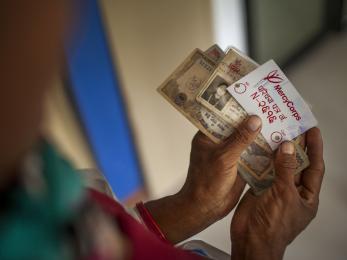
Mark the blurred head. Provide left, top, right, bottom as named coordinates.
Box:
left=215, top=84, right=227, bottom=98
left=0, top=2, right=71, bottom=181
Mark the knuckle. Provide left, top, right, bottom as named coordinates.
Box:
left=276, top=155, right=297, bottom=170
left=232, top=128, right=252, bottom=146
left=306, top=200, right=319, bottom=220
left=308, top=161, right=325, bottom=178
left=310, top=158, right=325, bottom=173
left=311, top=208, right=318, bottom=219
left=317, top=160, right=325, bottom=173
left=311, top=201, right=319, bottom=216
left=312, top=199, right=319, bottom=216
left=222, top=148, right=240, bottom=162
left=308, top=196, right=320, bottom=209
left=301, top=196, right=319, bottom=220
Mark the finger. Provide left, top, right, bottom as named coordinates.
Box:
left=230, top=188, right=256, bottom=239
left=229, top=175, right=246, bottom=201
left=274, top=142, right=297, bottom=188
left=223, top=115, right=262, bottom=158
left=224, top=175, right=247, bottom=214
left=235, top=173, right=246, bottom=188
left=300, top=128, right=325, bottom=201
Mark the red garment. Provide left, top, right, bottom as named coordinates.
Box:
left=89, top=190, right=202, bottom=260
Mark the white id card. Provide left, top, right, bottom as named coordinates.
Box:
left=227, top=60, right=317, bottom=150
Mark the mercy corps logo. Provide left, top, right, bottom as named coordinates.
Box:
left=234, top=69, right=284, bottom=94
left=264, top=70, right=283, bottom=84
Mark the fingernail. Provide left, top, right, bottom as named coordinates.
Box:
left=281, top=142, right=294, bottom=154
left=247, top=116, right=262, bottom=132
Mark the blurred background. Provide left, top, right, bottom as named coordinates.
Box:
left=43, top=0, right=347, bottom=259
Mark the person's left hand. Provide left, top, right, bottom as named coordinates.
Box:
left=145, top=115, right=262, bottom=243
left=230, top=128, right=324, bottom=260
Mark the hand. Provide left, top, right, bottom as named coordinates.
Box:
left=231, top=128, right=324, bottom=260
left=145, top=115, right=262, bottom=243
left=182, top=115, right=264, bottom=219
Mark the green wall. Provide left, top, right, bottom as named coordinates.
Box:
left=249, top=0, right=325, bottom=64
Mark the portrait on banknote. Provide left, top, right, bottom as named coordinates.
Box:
left=200, top=75, right=231, bottom=111
left=158, top=46, right=311, bottom=194
left=158, top=49, right=233, bottom=143
left=197, top=72, right=248, bottom=127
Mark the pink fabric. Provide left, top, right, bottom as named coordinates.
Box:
left=89, top=189, right=202, bottom=260
left=135, top=202, right=168, bottom=243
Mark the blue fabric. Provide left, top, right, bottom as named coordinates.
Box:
left=66, top=0, right=143, bottom=200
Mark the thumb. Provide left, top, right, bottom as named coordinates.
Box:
left=223, top=115, right=262, bottom=158
left=274, top=142, right=297, bottom=186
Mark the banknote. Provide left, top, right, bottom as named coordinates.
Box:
left=158, top=45, right=310, bottom=194
left=157, top=48, right=233, bottom=143
left=196, top=48, right=271, bottom=151
left=239, top=143, right=309, bottom=195
left=205, top=44, right=225, bottom=63
left=196, top=47, right=310, bottom=193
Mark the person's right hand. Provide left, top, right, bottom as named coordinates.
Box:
left=230, top=128, right=324, bottom=260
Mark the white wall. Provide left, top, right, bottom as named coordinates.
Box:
left=250, top=0, right=325, bottom=63
left=100, top=0, right=216, bottom=197
left=100, top=0, right=246, bottom=198
left=211, top=0, right=247, bottom=52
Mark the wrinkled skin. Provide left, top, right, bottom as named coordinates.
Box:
left=231, top=128, right=324, bottom=260
left=146, top=116, right=263, bottom=243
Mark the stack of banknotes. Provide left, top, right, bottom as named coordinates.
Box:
left=157, top=44, right=309, bottom=194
